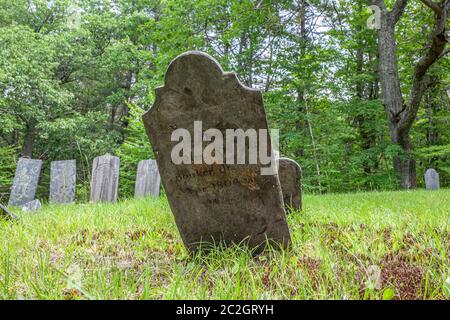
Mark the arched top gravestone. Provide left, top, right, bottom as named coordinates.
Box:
left=90, top=154, right=120, bottom=203
left=143, top=51, right=291, bottom=252
left=424, top=168, right=439, bottom=190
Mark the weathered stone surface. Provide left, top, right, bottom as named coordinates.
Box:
left=50, top=160, right=76, bottom=204
left=8, top=158, right=42, bottom=207
left=21, top=199, right=42, bottom=212
left=142, top=51, right=291, bottom=252
left=424, top=168, right=440, bottom=190
left=277, top=157, right=302, bottom=212
left=135, top=159, right=161, bottom=198
left=90, top=154, right=120, bottom=203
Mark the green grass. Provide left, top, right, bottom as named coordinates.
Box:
left=0, top=190, right=449, bottom=300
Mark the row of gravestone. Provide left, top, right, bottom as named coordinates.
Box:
left=7, top=155, right=161, bottom=210
left=6, top=153, right=303, bottom=213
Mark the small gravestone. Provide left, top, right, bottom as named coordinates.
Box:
left=50, top=160, right=76, bottom=204
left=424, top=168, right=440, bottom=190
left=90, top=154, right=120, bottom=203
left=142, top=51, right=291, bottom=252
left=135, top=159, right=161, bottom=198
left=8, top=158, right=42, bottom=207
left=21, top=199, right=42, bottom=212
left=277, top=157, right=302, bottom=212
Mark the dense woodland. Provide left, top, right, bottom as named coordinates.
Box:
left=0, top=0, right=448, bottom=201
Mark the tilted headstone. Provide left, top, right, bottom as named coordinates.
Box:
left=50, top=160, right=76, bottom=204
left=8, top=158, right=42, bottom=207
left=21, top=199, right=42, bottom=212
left=424, top=168, right=440, bottom=190
left=135, top=159, right=161, bottom=198
left=90, top=154, right=120, bottom=203
left=277, top=157, right=302, bottom=212
left=142, top=51, right=291, bottom=252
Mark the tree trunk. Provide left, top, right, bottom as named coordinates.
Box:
left=21, top=121, right=36, bottom=158
left=391, top=130, right=416, bottom=188
left=376, top=4, right=414, bottom=187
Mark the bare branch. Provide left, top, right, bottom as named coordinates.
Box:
left=420, top=0, right=442, bottom=14
left=439, top=48, right=450, bottom=59
left=0, top=203, right=17, bottom=220
left=391, top=0, right=409, bottom=24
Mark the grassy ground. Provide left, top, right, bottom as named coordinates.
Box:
left=0, top=190, right=448, bottom=300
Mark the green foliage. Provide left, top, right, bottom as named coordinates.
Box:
left=0, top=24, right=72, bottom=135
left=0, top=145, right=16, bottom=192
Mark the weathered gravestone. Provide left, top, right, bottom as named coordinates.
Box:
left=90, top=154, right=120, bottom=203
left=8, top=158, right=42, bottom=207
left=277, top=157, right=302, bottom=212
left=424, top=168, right=440, bottom=190
left=135, top=159, right=161, bottom=198
left=50, top=160, right=76, bottom=204
left=21, top=199, right=42, bottom=212
left=142, top=51, right=291, bottom=252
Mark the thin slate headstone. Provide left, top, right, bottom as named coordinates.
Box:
left=8, top=158, right=42, bottom=207
left=424, top=168, right=440, bottom=190
left=50, top=160, right=76, bottom=204
left=135, top=159, right=161, bottom=198
left=277, top=157, right=302, bottom=212
left=90, top=154, right=120, bottom=203
left=142, top=51, right=291, bottom=252
left=21, top=199, right=42, bottom=212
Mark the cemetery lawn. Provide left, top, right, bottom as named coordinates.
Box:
left=0, top=190, right=449, bottom=300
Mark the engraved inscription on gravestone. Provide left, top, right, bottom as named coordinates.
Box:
left=50, top=160, right=76, bottom=204
left=135, top=159, right=161, bottom=198
left=143, top=51, right=291, bottom=252
left=90, top=154, right=120, bottom=203
left=8, top=158, right=42, bottom=207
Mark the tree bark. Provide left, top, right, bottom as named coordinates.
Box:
left=21, top=120, right=36, bottom=158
